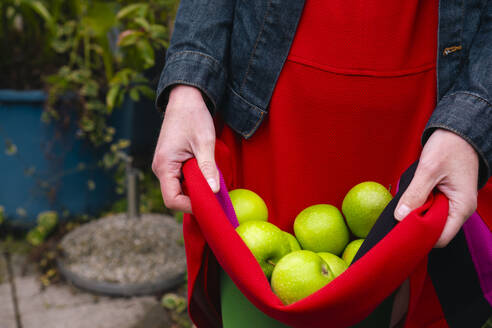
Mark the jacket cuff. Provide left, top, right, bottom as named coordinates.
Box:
left=155, top=50, right=228, bottom=115
left=422, top=92, right=492, bottom=188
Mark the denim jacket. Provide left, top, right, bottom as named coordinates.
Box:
left=156, top=0, right=492, bottom=187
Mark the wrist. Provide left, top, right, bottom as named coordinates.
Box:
left=166, top=85, right=212, bottom=119
left=169, top=85, right=204, bottom=105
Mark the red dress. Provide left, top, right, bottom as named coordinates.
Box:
left=220, top=0, right=439, bottom=233
left=210, top=0, right=492, bottom=326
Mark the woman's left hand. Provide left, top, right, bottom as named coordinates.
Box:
left=394, top=128, right=479, bottom=247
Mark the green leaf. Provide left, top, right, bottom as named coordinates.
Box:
left=117, top=139, right=131, bottom=149
left=149, top=24, right=167, bottom=39
left=0, top=206, right=5, bottom=225
left=103, top=134, right=114, bottom=143
left=26, top=1, right=55, bottom=29
left=87, top=180, right=96, bottom=191
left=83, top=2, right=117, bottom=36
left=155, top=39, right=170, bottom=49
left=40, top=111, right=51, bottom=123
left=51, top=39, right=72, bottom=53
left=5, top=139, right=18, bottom=156
left=102, top=153, right=118, bottom=169
left=16, top=208, right=27, bottom=217
left=130, top=88, right=140, bottom=101
left=37, top=211, right=58, bottom=230
left=110, top=69, right=134, bottom=86
left=117, top=30, right=143, bottom=47
left=132, top=75, right=149, bottom=84
left=133, top=17, right=150, bottom=31
left=26, top=228, right=45, bottom=247
left=115, top=92, right=125, bottom=113
left=81, top=118, right=95, bottom=132
left=107, top=127, right=116, bottom=135
left=80, top=80, right=99, bottom=97
left=86, top=100, right=106, bottom=112
left=97, top=35, right=114, bottom=80
left=134, top=85, right=155, bottom=100
left=90, top=44, right=105, bottom=56
left=106, top=85, right=121, bottom=110
left=68, top=69, right=91, bottom=84
left=161, top=293, right=186, bottom=311
left=136, top=40, right=155, bottom=68
left=116, top=4, right=148, bottom=20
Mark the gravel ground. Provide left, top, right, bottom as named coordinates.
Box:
left=58, top=214, right=186, bottom=285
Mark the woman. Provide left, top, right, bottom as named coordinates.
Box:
left=153, top=0, right=492, bottom=326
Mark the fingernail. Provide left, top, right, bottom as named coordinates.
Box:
left=396, top=204, right=411, bottom=221
left=207, top=178, right=218, bottom=192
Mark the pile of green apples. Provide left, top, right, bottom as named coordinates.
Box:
left=229, top=182, right=393, bottom=305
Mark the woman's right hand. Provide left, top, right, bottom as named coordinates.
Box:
left=152, top=85, right=219, bottom=213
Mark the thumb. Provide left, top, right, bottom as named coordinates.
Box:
left=394, top=163, right=437, bottom=221
left=194, top=141, right=220, bottom=193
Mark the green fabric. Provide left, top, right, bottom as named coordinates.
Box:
left=219, top=269, right=394, bottom=327
left=481, top=316, right=492, bottom=328
left=220, top=269, right=289, bottom=328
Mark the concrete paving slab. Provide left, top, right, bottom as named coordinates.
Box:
left=0, top=254, right=16, bottom=328
left=0, top=251, right=8, bottom=285
left=15, top=276, right=97, bottom=312
left=15, top=276, right=172, bottom=328
left=0, top=282, right=16, bottom=328
left=10, top=253, right=36, bottom=277
left=20, top=296, right=169, bottom=328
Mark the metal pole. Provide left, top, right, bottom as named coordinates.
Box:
left=127, top=161, right=140, bottom=219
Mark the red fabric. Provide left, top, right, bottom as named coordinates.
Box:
left=183, top=156, right=448, bottom=328
left=218, top=0, right=439, bottom=233
left=405, top=260, right=449, bottom=328
left=407, top=274, right=449, bottom=328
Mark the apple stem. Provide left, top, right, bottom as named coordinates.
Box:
left=321, top=264, right=330, bottom=276
left=267, top=259, right=276, bottom=267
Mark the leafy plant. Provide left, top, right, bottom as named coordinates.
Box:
left=42, top=1, right=177, bottom=212
left=44, top=0, right=175, bottom=147
left=1, top=0, right=178, bottom=226
left=26, top=211, right=59, bottom=246
left=0, top=0, right=57, bottom=89
left=0, top=206, right=5, bottom=225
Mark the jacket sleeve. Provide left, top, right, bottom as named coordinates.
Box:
left=422, top=1, right=492, bottom=188
left=155, top=0, right=235, bottom=114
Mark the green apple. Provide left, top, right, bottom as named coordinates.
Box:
left=342, top=181, right=393, bottom=238
left=293, top=204, right=349, bottom=255
left=236, top=221, right=290, bottom=279
left=283, top=232, right=301, bottom=252
left=342, top=239, right=365, bottom=265
left=317, top=252, right=348, bottom=277
left=271, top=250, right=334, bottom=305
left=229, top=189, right=268, bottom=224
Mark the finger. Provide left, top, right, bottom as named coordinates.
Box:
left=434, top=193, right=477, bottom=248
left=394, top=161, right=439, bottom=221
left=435, top=214, right=462, bottom=248
left=159, top=166, right=192, bottom=212
left=194, top=138, right=220, bottom=193
left=160, top=177, right=192, bottom=213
